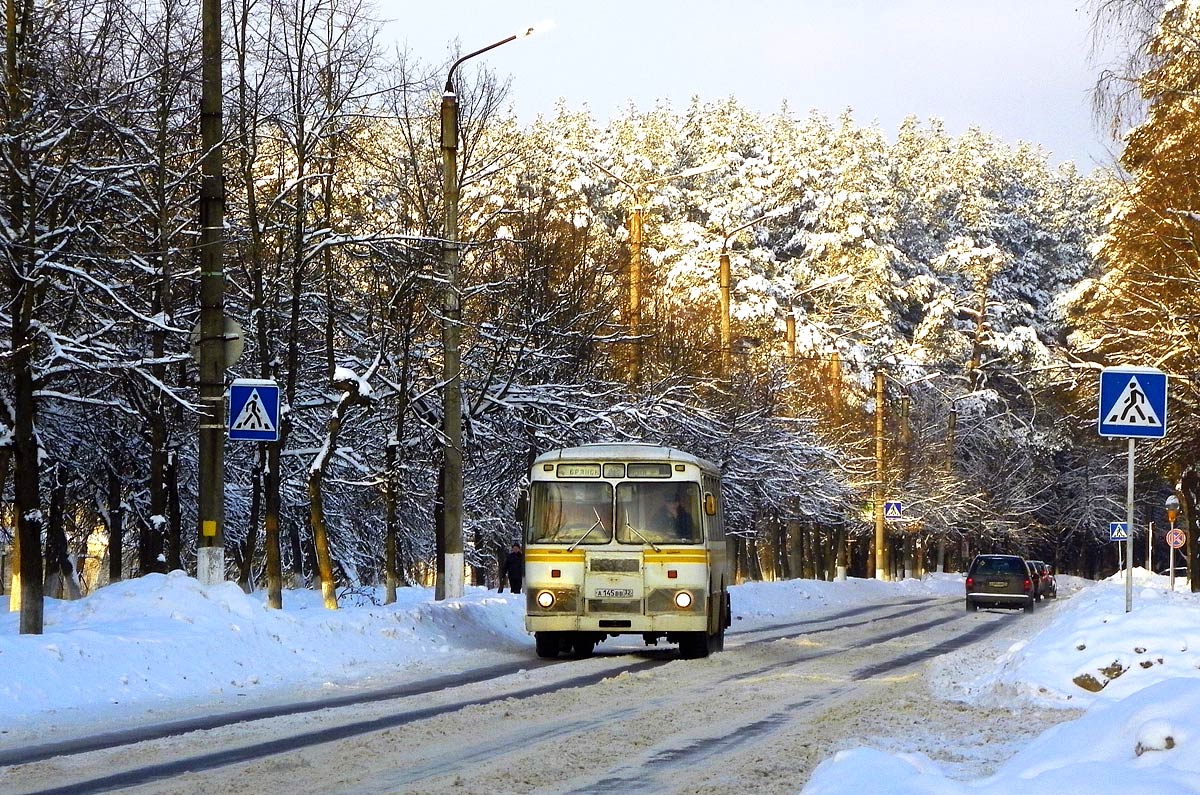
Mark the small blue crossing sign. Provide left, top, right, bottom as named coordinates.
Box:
left=884, top=501, right=903, bottom=521
left=1098, top=366, right=1167, bottom=439
left=1109, top=522, right=1130, bottom=542
left=228, top=378, right=281, bottom=442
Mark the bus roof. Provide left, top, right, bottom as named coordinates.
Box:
left=532, top=443, right=720, bottom=474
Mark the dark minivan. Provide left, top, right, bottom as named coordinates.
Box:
left=965, top=554, right=1035, bottom=613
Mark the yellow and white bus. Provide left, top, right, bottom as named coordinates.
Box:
left=521, top=443, right=732, bottom=659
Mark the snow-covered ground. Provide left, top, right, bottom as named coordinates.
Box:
left=1, top=568, right=1197, bottom=793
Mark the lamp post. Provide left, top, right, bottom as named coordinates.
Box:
left=717, top=207, right=790, bottom=379
left=589, top=160, right=723, bottom=383
left=779, top=274, right=854, bottom=364
left=1166, top=494, right=1180, bottom=592
left=437, top=22, right=550, bottom=601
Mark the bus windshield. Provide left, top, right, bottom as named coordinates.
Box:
left=528, top=481, right=614, bottom=544
left=616, top=482, right=702, bottom=545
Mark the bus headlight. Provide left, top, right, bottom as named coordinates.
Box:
left=674, top=590, right=693, bottom=609
left=536, top=590, right=556, bottom=609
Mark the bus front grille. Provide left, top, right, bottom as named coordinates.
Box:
left=589, top=557, right=640, bottom=573
left=587, top=598, right=642, bottom=614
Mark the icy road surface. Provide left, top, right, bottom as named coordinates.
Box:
left=5, top=594, right=1072, bottom=795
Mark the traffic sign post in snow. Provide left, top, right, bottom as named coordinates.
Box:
left=1098, top=366, right=1167, bottom=439
left=228, top=379, right=281, bottom=442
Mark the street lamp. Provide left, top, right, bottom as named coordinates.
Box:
left=589, top=159, right=724, bottom=383
left=717, top=206, right=791, bottom=378
left=437, top=22, right=551, bottom=601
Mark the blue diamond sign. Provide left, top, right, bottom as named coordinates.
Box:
left=228, top=378, right=281, bottom=442
left=1098, top=366, right=1167, bottom=439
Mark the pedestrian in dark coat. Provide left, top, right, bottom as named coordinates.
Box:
left=501, top=543, right=524, bottom=594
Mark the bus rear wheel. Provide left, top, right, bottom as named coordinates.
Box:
left=568, top=633, right=596, bottom=658
left=709, top=622, right=725, bottom=654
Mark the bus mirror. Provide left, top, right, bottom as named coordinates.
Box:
left=515, top=492, right=528, bottom=523
left=704, top=493, right=717, bottom=516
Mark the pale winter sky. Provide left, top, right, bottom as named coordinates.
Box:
left=377, top=0, right=1123, bottom=170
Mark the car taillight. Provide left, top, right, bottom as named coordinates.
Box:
left=1023, top=578, right=1032, bottom=592
left=966, top=576, right=974, bottom=589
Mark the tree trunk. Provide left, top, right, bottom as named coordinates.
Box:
left=238, top=462, right=262, bottom=593
left=307, top=375, right=376, bottom=609
left=834, top=525, right=847, bottom=581
left=786, top=512, right=802, bottom=580
left=1181, top=467, right=1199, bottom=592
left=12, top=406, right=42, bottom=631
left=307, top=469, right=338, bottom=610
left=43, top=466, right=80, bottom=599
left=7, top=1, right=42, bottom=629
left=384, top=440, right=398, bottom=604
left=166, top=449, right=182, bottom=572
left=106, top=465, right=124, bottom=584
left=264, top=444, right=283, bottom=608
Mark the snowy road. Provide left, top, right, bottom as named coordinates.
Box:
left=5, top=594, right=1067, bottom=795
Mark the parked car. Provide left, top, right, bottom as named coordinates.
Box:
left=1027, top=560, right=1057, bottom=599
left=1024, top=559, right=1043, bottom=601
left=965, top=554, right=1035, bottom=612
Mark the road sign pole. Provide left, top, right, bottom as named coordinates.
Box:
left=1147, top=521, right=1153, bottom=579
left=1170, top=541, right=1176, bottom=593
left=1098, top=367, right=1168, bottom=614
left=1126, top=438, right=1135, bottom=613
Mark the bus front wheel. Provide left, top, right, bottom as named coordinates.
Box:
left=535, top=632, right=562, bottom=658
left=679, top=632, right=710, bottom=659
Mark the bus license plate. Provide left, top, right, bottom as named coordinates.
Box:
left=595, top=588, right=634, bottom=598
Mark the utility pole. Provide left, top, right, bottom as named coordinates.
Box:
left=196, top=0, right=226, bottom=585
left=629, top=198, right=644, bottom=383
left=719, top=249, right=731, bottom=378
left=438, top=69, right=464, bottom=601
left=717, top=209, right=788, bottom=380
left=589, top=160, right=724, bottom=385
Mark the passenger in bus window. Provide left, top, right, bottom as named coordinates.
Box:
left=653, top=489, right=696, bottom=541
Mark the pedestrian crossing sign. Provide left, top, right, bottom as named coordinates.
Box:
left=1109, top=522, right=1130, bottom=542
left=1098, top=366, right=1167, bottom=439
left=228, top=379, right=281, bottom=442
left=884, top=501, right=903, bottom=521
